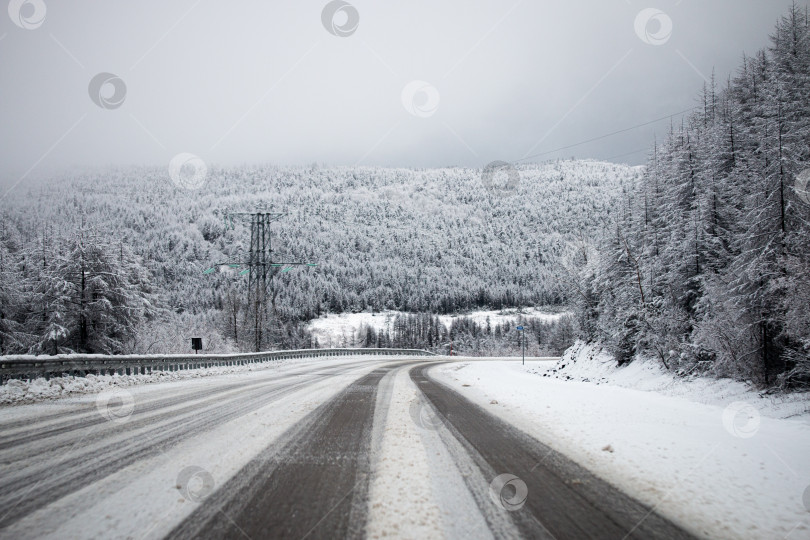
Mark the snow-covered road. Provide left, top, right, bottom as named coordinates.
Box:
left=0, top=356, right=734, bottom=539
left=0, top=356, right=386, bottom=538
left=431, top=359, right=810, bottom=540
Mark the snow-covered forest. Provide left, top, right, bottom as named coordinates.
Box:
left=0, top=160, right=634, bottom=356
left=1, top=6, right=808, bottom=388
left=564, top=6, right=810, bottom=387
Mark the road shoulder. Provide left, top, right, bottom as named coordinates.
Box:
left=430, top=360, right=810, bottom=539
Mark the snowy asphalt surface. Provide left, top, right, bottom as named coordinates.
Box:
left=0, top=357, right=694, bottom=539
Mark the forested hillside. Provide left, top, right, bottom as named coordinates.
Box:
left=0, top=160, right=635, bottom=355
left=567, top=6, right=810, bottom=387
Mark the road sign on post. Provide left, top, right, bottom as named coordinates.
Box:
left=191, top=337, right=202, bottom=354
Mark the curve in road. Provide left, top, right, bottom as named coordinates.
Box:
left=0, top=358, right=698, bottom=539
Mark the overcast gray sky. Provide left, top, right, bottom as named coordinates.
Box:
left=0, top=0, right=803, bottom=185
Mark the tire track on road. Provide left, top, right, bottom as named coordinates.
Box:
left=0, top=360, right=373, bottom=449
left=0, top=360, right=377, bottom=530
left=169, top=361, right=420, bottom=540
left=410, top=364, right=696, bottom=540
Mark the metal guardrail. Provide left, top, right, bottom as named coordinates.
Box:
left=0, top=348, right=436, bottom=382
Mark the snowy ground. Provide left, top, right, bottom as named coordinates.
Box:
left=432, top=351, right=810, bottom=539
left=367, top=367, right=495, bottom=539
left=546, top=341, right=810, bottom=420
left=306, top=308, right=568, bottom=348
left=4, top=348, right=808, bottom=538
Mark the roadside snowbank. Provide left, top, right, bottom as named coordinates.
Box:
left=545, top=341, right=810, bottom=420
left=0, top=360, right=296, bottom=405
left=430, top=357, right=810, bottom=539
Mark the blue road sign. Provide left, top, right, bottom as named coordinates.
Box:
left=516, top=326, right=524, bottom=330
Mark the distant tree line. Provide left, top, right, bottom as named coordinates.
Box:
left=353, top=313, right=575, bottom=357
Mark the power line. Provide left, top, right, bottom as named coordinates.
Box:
left=514, top=106, right=698, bottom=164
left=603, top=147, right=651, bottom=162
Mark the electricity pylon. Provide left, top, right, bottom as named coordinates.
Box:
left=204, top=210, right=317, bottom=352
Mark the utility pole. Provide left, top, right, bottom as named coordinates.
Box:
left=204, top=210, right=317, bottom=352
